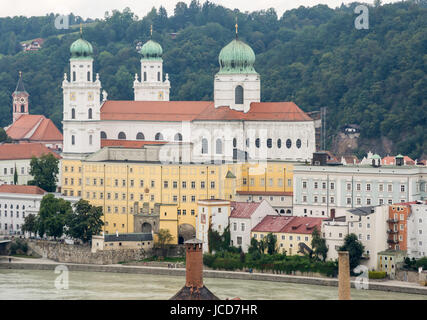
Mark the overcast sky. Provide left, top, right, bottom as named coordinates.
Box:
left=0, top=0, right=402, bottom=19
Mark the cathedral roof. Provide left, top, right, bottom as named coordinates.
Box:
left=6, top=115, right=63, bottom=142
left=100, top=101, right=312, bottom=122
left=70, top=37, right=93, bottom=59
left=140, top=40, right=163, bottom=60
left=218, top=39, right=257, bottom=75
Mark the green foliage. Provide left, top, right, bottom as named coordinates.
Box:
left=37, top=194, right=72, bottom=239
left=13, top=164, right=18, bottom=185
left=21, top=213, right=37, bottom=235
left=266, top=233, right=278, bottom=255
left=311, top=226, right=328, bottom=262
left=203, top=251, right=338, bottom=277
left=369, top=271, right=387, bottom=279
left=28, top=154, right=59, bottom=192
left=65, top=199, right=104, bottom=243
left=9, top=239, right=28, bottom=255
left=208, top=224, right=231, bottom=253
left=0, top=128, right=10, bottom=143
left=338, top=233, right=365, bottom=271
left=0, top=2, right=425, bottom=158
left=415, top=257, right=427, bottom=270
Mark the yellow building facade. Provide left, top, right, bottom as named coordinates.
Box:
left=61, top=158, right=295, bottom=238
left=251, top=231, right=313, bottom=256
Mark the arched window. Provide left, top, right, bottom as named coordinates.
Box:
left=157, top=72, right=160, bottom=82
left=174, top=133, right=182, bottom=141
left=89, top=135, right=93, bottom=145
left=267, top=138, right=272, bottom=148
left=286, top=209, right=292, bottom=214
left=143, top=72, right=147, bottom=82
left=201, top=138, right=208, bottom=154
left=71, top=135, right=75, bottom=145
left=286, top=139, right=292, bottom=149
left=233, top=138, right=237, bottom=148
left=277, top=139, right=282, bottom=148
left=246, top=138, right=249, bottom=147
left=235, top=85, right=243, bottom=104
left=87, top=71, right=91, bottom=81
left=72, top=71, right=76, bottom=82
left=296, top=139, right=302, bottom=149
left=136, top=132, right=145, bottom=140
left=88, top=108, right=92, bottom=119
left=155, top=132, right=163, bottom=141
left=216, top=139, right=223, bottom=154
left=280, top=209, right=285, bottom=214
left=100, top=131, right=107, bottom=139
left=255, top=138, right=260, bottom=148
left=118, top=132, right=126, bottom=140
left=71, top=108, right=76, bottom=119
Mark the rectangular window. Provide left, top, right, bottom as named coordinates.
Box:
left=347, top=198, right=352, bottom=205
left=388, top=184, right=393, bottom=192
left=347, top=183, right=351, bottom=191
left=200, top=181, right=205, bottom=189
left=330, top=182, right=335, bottom=190
left=366, top=184, right=371, bottom=191
left=314, top=182, right=318, bottom=189
left=366, top=198, right=371, bottom=205
left=330, top=197, right=334, bottom=204
left=191, top=181, right=196, bottom=189
left=357, top=183, right=361, bottom=191
left=379, top=184, right=384, bottom=192
left=302, top=181, right=307, bottom=189
left=182, top=181, right=187, bottom=189
left=164, top=181, right=168, bottom=188
left=400, top=185, right=405, bottom=192
left=140, top=180, right=144, bottom=187
left=151, top=180, right=155, bottom=188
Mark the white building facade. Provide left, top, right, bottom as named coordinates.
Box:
left=293, top=164, right=427, bottom=218
left=407, top=202, right=427, bottom=258
left=229, top=200, right=278, bottom=252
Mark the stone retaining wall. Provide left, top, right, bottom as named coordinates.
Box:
left=26, top=240, right=150, bottom=265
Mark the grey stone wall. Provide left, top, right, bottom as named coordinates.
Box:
left=26, top=240, right=150, bottom=265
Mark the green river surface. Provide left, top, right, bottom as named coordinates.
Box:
left=0, top=269, right=426, bottom=300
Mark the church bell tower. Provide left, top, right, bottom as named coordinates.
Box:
left=12, top=71, right=29, bottom=123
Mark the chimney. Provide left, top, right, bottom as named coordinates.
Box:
left=338, top=251, right=351, bottom=300
left=185, top=239, right=203, bottom=289
left=170, top=238, right=219, bottom=300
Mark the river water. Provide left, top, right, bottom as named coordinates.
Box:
left=0, top=269, right=426, bottom=300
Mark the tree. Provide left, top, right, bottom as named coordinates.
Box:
left=21, top=213, right=37, bottom=237
left=28, top=154, right=59, bottom=192
left=248, top=237, right=260, bottom=255
left=37, top=194, right=72, bottom=239
left=157, top=228, right=174, bottom=257
left=311, top=226, right=328, bottom=261
left=13, top=164, right=18, bottom=185
left=338, top=233, right=365, bottom=271
left=0, top=128, right=10, bottom=143
left=65, top=199, right=104, bottom=243
left=266, top=233, right=278, bottom=255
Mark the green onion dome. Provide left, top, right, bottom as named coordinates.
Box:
left=218, top=39, right=257, bottom=74
left=70, top=37, right=93, bottom=59
left=140, top=40, right=163, bottom=60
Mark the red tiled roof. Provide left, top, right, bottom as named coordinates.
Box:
left=0, top=143, right=61, bottom=160
left=252, top=216, right=325, bottom=234
left=236, top=190, right=293, bottom=196
left=252, top=215, right=294, bottom=233
left=229, top=202, right=261, bottom=219
left=101, top=139, right=167, bottom=148
left=0, top=184, right=46, bottom=195
left=6, top=115, right=62, bottom=142
left=100, top=101, right=312, bottom=122
left=382, top=155, right=415, bottom=165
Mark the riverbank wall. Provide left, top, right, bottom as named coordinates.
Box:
left=26, top=240, right=149, bottom=265
left=1, top=260, right=427, bottom=296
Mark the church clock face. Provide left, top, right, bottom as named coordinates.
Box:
left=70, top=92, right=76, bottom=101
left=19, top=97, right=25, bottom=103
left=88, top=92, right=94, bottom=101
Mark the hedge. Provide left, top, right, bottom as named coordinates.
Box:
left=369, top=271, right=387, bottom=279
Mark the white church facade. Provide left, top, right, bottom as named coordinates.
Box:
left=62, top=31, right=316, bottom=163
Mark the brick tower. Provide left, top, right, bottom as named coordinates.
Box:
left=170, top=238, right=219, bottom=300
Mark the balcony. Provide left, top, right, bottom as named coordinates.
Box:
left=387, top=219, right=398, bottom=223
left=387, top=229, right=398, bottom=234
left=387, top=239, right=399, bottom=244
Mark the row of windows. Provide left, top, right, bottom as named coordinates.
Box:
left=242, top=178, right=292, bottom=187
left=0, top=223, right=20, bottom=230
left=302, top=181, right=407, bottom=193
left=253, top=234, right=309, bottom=242
left=0, top=204, right=26, bottom=209
left=71, top=135, right=93, bottom=145
left=71, top=108, right=92, bottom=119
left=70, top=178, right=218, bottom=189
left=1, top=211, right=25, bottom=218
left=2, top=167, right=28, bottom=175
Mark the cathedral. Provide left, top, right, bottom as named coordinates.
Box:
left=62, top=29, right=316, bottom=163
